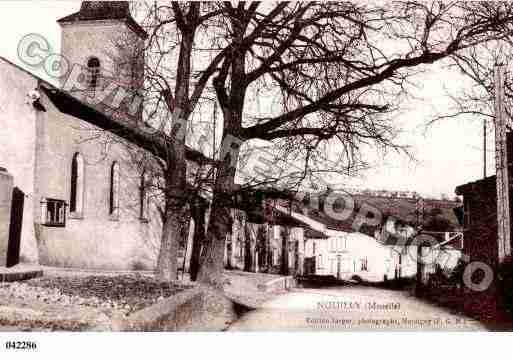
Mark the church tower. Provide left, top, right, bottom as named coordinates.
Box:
left=57, top=1, right=147, bottom=119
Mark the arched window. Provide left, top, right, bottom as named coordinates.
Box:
left=70, top=152, right=85, bottom=215
left=139, top=170, right=149, bottom=220
left=109, top=162, right=120, bottom=216
left=87, top=57, right=100, bottom=89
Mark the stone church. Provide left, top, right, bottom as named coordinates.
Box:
left=0, top=1, right=206, bottom=270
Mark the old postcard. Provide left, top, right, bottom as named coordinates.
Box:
left=0, top=2, right=513, bottom=352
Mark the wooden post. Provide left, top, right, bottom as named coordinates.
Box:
left=494, top=65, right=511, bottom=263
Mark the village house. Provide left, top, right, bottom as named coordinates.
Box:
left=455, top=176, right=502, bottom=270
left=303, top=230, right=397, bottom=282
left=452, top=170, right=513, bottom=319
left=0, top=1, right=211, bottom=270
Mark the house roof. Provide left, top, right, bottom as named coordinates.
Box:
left=382, top=232, right=463, bottom=250
left=239, top=194, right=328, bottom=239
left=58, top=1, right=148, bottom=39
left=455, top=175, right=497, bottom=196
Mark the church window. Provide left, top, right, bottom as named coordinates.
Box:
left=109, top=162, right=120, bottom=217
left=87, top=57, right=100, bottom=89
left=70, top=152, right=85, bottom=215
left=139, top=170, right=149, bottom=221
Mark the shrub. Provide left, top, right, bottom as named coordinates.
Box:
left=131, top=261, right=149, bottom=271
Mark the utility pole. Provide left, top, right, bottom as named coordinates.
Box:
left=415, top=196, right=425, bottom=291
left=494, top=65, right=511, bottom=263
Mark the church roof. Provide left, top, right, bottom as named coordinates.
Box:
left=58, top=1, right=148, bottom=39
left=38, top=83, right=214, bottom=167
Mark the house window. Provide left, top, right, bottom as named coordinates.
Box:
left=109, top=162, right=120, bottom=217
left=313, top=242, right=316, bottom=256
left=463, top=197, right=471, bottom=227
left=317, top=254, right=323, bottom=269
left=41, top=198, right=66, bottom=227
left=139, top=170, right=149, bottom=220
left=360, top=258, right=368, bottom=271
left=70, top=152, right=84, bottom=215
left=87, top=57, right=100, bottom=89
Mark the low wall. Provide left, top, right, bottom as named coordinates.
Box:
left=0, top=283, right=239, bottom=331
left=257, top=276, right=296, bottom=293
left=0, top=268, right=43, bottom=282
left=109, top=285, right=237, bottom=331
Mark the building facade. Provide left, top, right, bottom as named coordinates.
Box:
left=303, top=231, right=399, bottom=282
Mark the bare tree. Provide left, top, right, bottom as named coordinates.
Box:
left=194, top=2, right=513, bottom=287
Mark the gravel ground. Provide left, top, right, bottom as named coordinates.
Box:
left=25, top=274, right=189, bottom=315
left=0, top=273, right=191, bottom=330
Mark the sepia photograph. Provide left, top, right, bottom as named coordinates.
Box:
left=0, top=0, right=513, bottom=356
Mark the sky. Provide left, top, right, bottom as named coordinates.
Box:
left=0, top=1, right=496, bottom=199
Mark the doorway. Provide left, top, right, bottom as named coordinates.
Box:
left=7, top=187, right=24, bottom=267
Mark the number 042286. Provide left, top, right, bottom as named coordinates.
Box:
left=5, top=341, right=37, bottom=350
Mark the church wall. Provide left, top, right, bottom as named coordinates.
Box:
left=33, top=91, right=162, bottom=270
left=0, top=58, right=40, bottom=263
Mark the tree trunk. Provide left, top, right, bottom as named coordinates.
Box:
left=197, top=156, right=238, bottom=287
left=198, top=50, right=245, bottom=286
left=243, top=221, right=252, bottom=272
left=189, top=199, right=206, bottom=281
left=156, top=210, right=181, bottom=281
left=197, top=198, right=233, bottom=287
left=155, top=142, right=187, bottom=282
